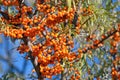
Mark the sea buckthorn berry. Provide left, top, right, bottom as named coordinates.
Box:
left=110, top=48, right=117, bottom=54
left=17, top=44, right=29, bottom=53
left=110, top=41, right=118, bottom=47
left=101, top=34, right=106, bottom=39
left=78, top=49, right=82, bottom=53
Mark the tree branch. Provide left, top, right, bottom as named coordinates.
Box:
left=82, top=28, right=118, bottom=53
left=22, top=37, right=44, bottom=80
left=28, top=51, right=43, bottom=80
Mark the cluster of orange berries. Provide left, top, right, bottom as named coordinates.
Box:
left=0, top=11, right=21, bottom=25
left=21, top=6, right=32, bottom=13
left=109, top=31, right=120, bottom=54
left=24, top=27, right=40, bottom=38
left=113, top=56, right=120, bottom=67
left=37, top=4, right=55, bottom=14
left=17, top=43, right=29, bottom=53
left=40, top=63, right=63, bottom=78
left=45, top=9, right=75, bottom=27
left=86, top=34, right=96, bottom=41
left=81, top=6, right=93, bottom=16
left=68, top=52, right=77, bottom=62
left=32, top=16, right=41, bottom=24
left=111, top=24, right=120, bottom=79
left=2, top=0, right=19, bottom=6
left=30, top=33, right=75, bottom=77
left=36, top=34, right=74, bottom=63
left=70, top=68, right=80, bottom=80
left=31, top=44, right=41, bottom=56
left=20, top=16, right=31, bottom=25
left=111, top=67, right=120, bottom=79
left=8, top=17, right=21, bottom=25
left=20, top=15, right=42, bottom=26
left=1, top=1, right=83, bottom=79
left=4, top=27, right=23, bottom=38
left=36, top=3, right=75, bottom=27
left=1, top=7, right=32, bottom=26
left=5, top=22, right=76, bottom=78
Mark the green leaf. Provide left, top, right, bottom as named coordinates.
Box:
left=24, top=0, right=35, bottom=7
left=0, top=0, right=2, bottom=4
left=97, top=0, right=102, bottom=4
left=66, top=0, right=72, bottom=11
left=8, top=6, right=16, bottom=16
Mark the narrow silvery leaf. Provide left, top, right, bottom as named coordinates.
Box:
left=66, top=0, right=71, bottom=11
left=34, top=57, right=38, bottom=66
left=24, top=0, right=35, bottom=7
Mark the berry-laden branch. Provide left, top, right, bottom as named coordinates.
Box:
left=78, top=24, right=120, bottom=54
left=1, top=0, right=120, bottom=79
left=22, top=37, right=44, bottom=80
left=29, top=51, right=43, bottom=80
left=2, top=2, right=77, bottom=79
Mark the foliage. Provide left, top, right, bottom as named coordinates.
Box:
left=0, top=0, right=120, bottom=80
left=0, top=72, right=24, bottom=80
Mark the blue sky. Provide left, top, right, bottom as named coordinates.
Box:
left=0, top=34, right=33, bottom=79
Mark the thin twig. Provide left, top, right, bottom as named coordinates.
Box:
left=81, top=16, right=92, bottom=27
left=82, top=29, right=118, bottom=53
